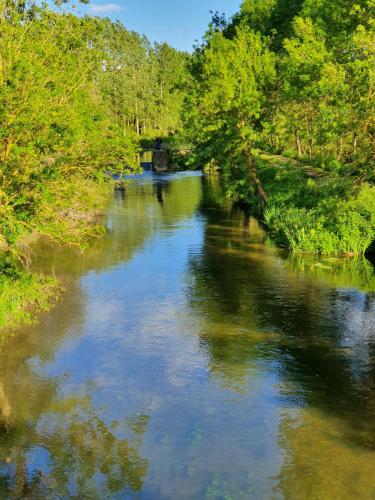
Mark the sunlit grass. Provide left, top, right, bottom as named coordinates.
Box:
left=256, top=154, right=375, bottom=256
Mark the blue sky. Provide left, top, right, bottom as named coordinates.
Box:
left=77, top=0, right=241, bottom=52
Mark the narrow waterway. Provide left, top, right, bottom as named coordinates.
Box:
left=1, top=172, right=375, bottom=499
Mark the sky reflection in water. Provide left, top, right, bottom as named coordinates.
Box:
left=0, top=172, right=374, bottom=499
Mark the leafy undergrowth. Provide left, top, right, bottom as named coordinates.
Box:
left=0, top=269, right=63, bottom=338
left=0, top=176, right=112, bottom=334
left=255, top=154, right=375, bottom=256
left=30, top=176, right=111, bottom=249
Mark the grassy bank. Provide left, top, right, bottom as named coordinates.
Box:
left=224, top=153, right=375, bottom=256
left=0, top=176, right=112, bottom=335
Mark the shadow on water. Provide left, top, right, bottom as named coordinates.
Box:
left=1, top=171, right=375, bottom=498
left=0, top=172, right=205, bottom=498
left=189, top=175, right=375, bottom=447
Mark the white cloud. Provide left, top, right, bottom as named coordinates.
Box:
left=91, top=3, right=123, bottom=14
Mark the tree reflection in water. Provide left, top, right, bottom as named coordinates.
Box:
left=0, top=289, right=148, bottom=498
left=0, top=173, right=204, bottom=498
left=188, top=174, right=375, bottom=497
left=1, top=172, right=374, bottom=498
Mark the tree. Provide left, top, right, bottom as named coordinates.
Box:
left=0, top=1, right=189, bottom=262
left=186, top=26, right=276, bottom=203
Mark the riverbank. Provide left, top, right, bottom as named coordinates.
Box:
left=224, top=152, right=375, bottom=257
left=2, top=162, right=374, bottom=335
left=0, top=176, right=112, bottom=336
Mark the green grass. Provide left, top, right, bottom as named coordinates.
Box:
left=226, top=153, right=375, bottom=256
left=224, top=154, right=375, bottom=256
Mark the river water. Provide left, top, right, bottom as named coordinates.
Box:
left=1, top=172, right=375, bottom=499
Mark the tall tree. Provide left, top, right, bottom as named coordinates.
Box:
left=186, top=26, right=276, bottom=202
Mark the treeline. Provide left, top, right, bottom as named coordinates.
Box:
left=0, top=0, right=187, bottom=258
left=0, top=0, right=187, bottom=329
left=185, top=0, right=375, bottom=255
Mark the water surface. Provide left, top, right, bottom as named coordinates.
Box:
left=1, top=172, right=375, bottom=499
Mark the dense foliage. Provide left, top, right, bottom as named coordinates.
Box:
left=0, top=0, right=187, bottom=257
left=185, top=0, right=375, bottom=255
left=0, top=0, right=188, bottom=329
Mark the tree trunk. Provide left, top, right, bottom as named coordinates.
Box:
left=134, top=95, right=140, bottom=135
left=122, top=116, right=126, bottom=137
left=134, top=114, right=140, bottom=135
left=238, top=120, right=267, bottom=205
left=270, top=134, right=278, bottom=151
left=244, top=142, right=268, bottom=204
left=294, top=129, right=302, bottom=157
left=306, top=117, right=313, bottom=159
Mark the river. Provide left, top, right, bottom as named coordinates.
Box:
left=1, top=171, right=375, bottom=499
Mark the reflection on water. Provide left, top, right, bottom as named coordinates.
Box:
left=1, top=172, right=375, bottom=498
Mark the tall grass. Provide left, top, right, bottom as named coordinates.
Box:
left=235, top=154, right=375, bottom=256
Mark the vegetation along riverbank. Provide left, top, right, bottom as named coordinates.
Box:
left=0, top=0, right=188, bottom=331
left=1, top=0, right=374, bottom=332
left=184, top=0, right=375, bottom=256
